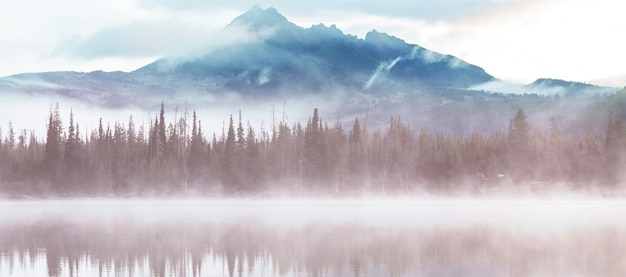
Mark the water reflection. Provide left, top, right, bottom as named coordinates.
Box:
left=0, top=199, right=625, bottom=276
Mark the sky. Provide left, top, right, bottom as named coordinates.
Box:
left=1, top=0, right=625, bottom=87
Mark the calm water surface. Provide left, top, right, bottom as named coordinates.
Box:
left=0, top=198, right=625, bottom=277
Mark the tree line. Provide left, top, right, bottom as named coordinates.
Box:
left=0, top=103, right=624, bottom=197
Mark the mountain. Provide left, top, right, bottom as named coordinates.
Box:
left=134, top=5, right=495, bottom=96
left=0, top=6, right=621, bottom=133
left=525, top=78, right=616, bottom=98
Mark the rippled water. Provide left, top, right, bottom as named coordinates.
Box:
left=0, top=198, right=625, bottom=277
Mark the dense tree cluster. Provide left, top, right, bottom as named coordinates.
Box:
left=0, top=104, right=625, bottom=197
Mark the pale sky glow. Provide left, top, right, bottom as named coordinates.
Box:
left=1, top=0, right=625, bottom=87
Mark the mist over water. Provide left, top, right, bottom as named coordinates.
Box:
left=1, top=198, right=625, bottom=277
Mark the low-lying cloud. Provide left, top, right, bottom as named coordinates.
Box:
left=364, top=57, right=401, bottom=90
left=52, top=17, right=269, bottom=63
left=470, top=80, right=618, bottom=97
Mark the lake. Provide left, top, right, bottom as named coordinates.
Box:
left=0, top=198, right=625, bottom=276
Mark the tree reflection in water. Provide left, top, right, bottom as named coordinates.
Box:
left=0, top=199, right=625, bottom=276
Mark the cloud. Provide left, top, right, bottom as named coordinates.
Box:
left=52, top=21, right=211, bottom=59
left=588, top=74, right=626, bottom=88
left=138, top=0, right=520, bottom=22
left=52, top=17, right=269, bottom=61
left=470, top=80, right=581, bottom=96
left=470, top=80, right=528, bottom=95
left=364, top=57, right=401, bottom=89
left=257, top=67, right=272, bottom=85
left=365, top=45, right=465, bottom=89
left=418, top=0, right=626, bottom=86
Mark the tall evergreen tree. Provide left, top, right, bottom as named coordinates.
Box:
left=63, top=110, right=81, bottom=189
left=188, top=111, right=206, bottom=185
left=5, top=122, right=15, bottom=152
left=44, top=103, right=64, bottom=189
left=236, top=110, right=245, bottom=146
left=111, top=122, right=128, bottom=192
left=157, top=102, right=167, bottom=182
left=304, top=108, right=326, bottom=185
left=125, top=115, right=142, bottom=191
left=507, top=109, right=532, bottom=181
left=509, top=109, right=530, bottom=150
left=244, top=125, right=262, bottom=191
left=222, top=115, right=239, bottom=190
left=347, top=118, right=363, bottom=177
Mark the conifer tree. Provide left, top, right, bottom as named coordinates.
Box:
left=44, top=103, right=64, bottom=189
left=0, top=122, right=16, bottom=183
left=347, top=118, right=363, bottom=177
left=304, top=108, right=325, bottom=185
left=63, top=110, right=81, bottom=189
left=244, top=125, right=262, bottom=190
left=188, top=111, right=206, bottom=184
left=5, top=122, right=15, bottom=152
left=111, top=122, right=128, bottom=192
left=507, top=109, right=532, bottom=181
left=237, top=110, right=245, bottom=146
left=157, top=102, right=167, bottom=183
left=509, top=109, right=530, bottom=151
left=126, top=115, right=141, bottom=190
left=222, top=115, right=239, bottom=189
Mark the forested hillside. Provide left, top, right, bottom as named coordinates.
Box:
left=0, top=103, right=624, bottom=197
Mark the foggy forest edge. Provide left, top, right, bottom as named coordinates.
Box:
left=0, top=102, right=625, bottom=198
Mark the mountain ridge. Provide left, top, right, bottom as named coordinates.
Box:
left=135, top=5, right=495, bottom=93
left=0, top=5, right=621, bottom=134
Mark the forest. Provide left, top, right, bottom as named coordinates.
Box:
left=0, top=102, right=624, bottom=197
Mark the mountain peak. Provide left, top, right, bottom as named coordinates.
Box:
left=364, top=30, right=408, bottom=49
left=230, top=5, right=291, bottom=30
left=365, top=30, right=401, bottom=41
left=309, top=23, right=345, bottom=38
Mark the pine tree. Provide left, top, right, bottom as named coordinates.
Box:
left=507, top=109, right=532, bottom=181
left=111, top=122, right=128, bottom=192
left=304, top=108, right=326, bottom=186
left=236, top=110, right=245, bottom=146
left=148, top=116, right=157, bottom=163
left=347, top=118, right=363, bottom=177
left=509, top=109, right=530, bottom=151
left=273, top=122, right=292, bottom=180
left=188, top=111, right=206, bottom=184
left=244, top=125, right=262, bottom=191
left=1, top=122, right=16, bottom=183
left=126, top=115, right=141, bottom=191
left=222, top=114, right=239, bottom=190
left=157, top=102, right=167, bottom=183
left=5, top=122, right=15, bottom=152
left=146, top=103, right=169, bottom=187
left=44, top=103, right=64, bottom=190
left=64, top=110, right=81, bottom=189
